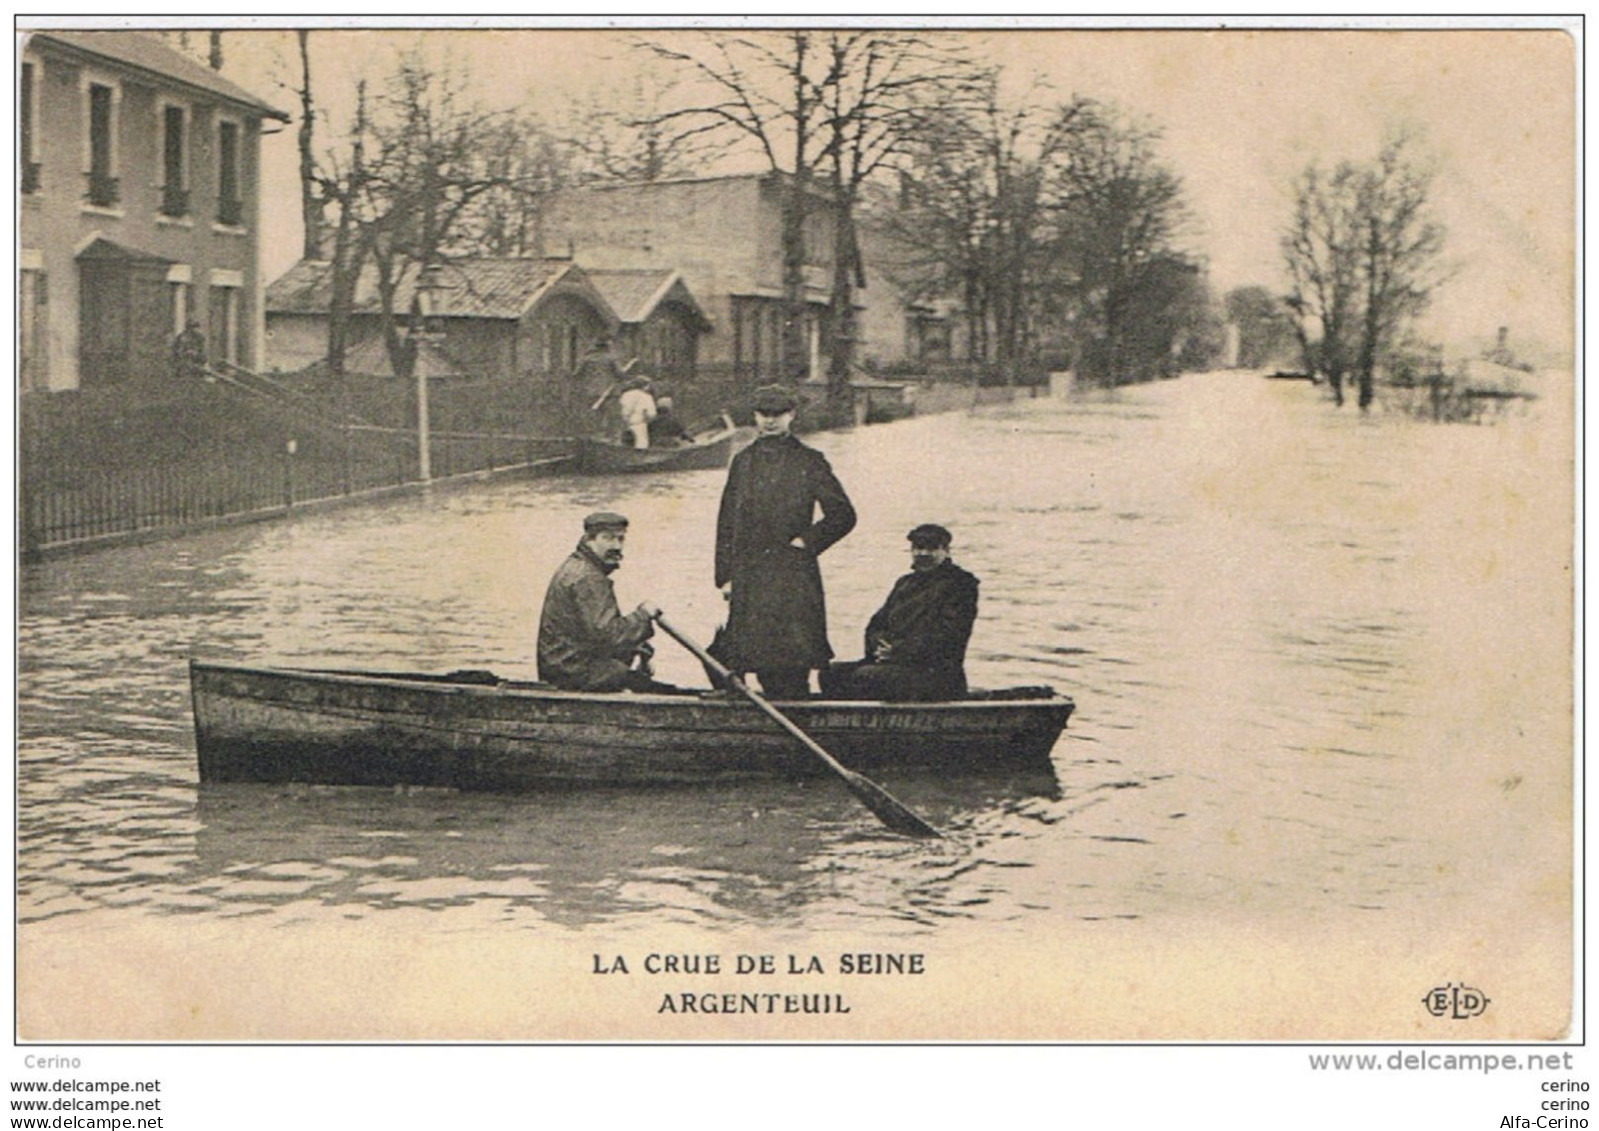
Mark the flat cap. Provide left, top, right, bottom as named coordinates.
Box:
left=583, top=511, right=630, bottom=534
left=907, top=523, right=952, bottom=549
left=752, top=384, right=798, bottom=414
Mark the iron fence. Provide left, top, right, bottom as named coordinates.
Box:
left=19, top=377, right=573, bottom=557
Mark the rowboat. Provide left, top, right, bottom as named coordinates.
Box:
left=189, top=660, right=1074, bottom=792
left=576, top=418, right=737, bottom=474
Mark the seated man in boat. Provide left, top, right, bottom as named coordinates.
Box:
left=647, top=384, right=691, bottom=447
left=617, top=376, right=658, bottom=449
left=538, top=512, right=664, bottom=692
left=820, top=523, right=979, bottom=702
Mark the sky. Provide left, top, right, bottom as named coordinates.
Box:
left=139, top=20, right=1575, bottom=359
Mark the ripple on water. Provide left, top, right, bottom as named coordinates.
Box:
left=15, top=374, right=1571, bottom=935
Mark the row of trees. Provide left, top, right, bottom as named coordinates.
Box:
left=871, top=77, right=1215, bottom=383
left=267, top=31, right=1217, bottom=396
left=185, top=31, right=1452, bottom=407
left=645, top=33, right=1218, bottom=392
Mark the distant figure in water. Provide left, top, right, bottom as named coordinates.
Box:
left=647, top=383, right=691, bottom=447
left=172, top=318, right=209, bottom=383
left=537, top=512, right=663, bottom=692
left=617, top=376, right=658, bottom=449
left=821, top=523, right=979, bottom=701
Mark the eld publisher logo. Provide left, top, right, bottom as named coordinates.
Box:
left=1423, top=983, right=1490, bottom=1020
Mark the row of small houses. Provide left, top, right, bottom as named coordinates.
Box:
left=262, top=173, right=963, bottom=415
left=265, top=257, right=712, bottom=394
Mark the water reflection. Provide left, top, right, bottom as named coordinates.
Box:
left=180, top=767, right=1062, bottom=929
left=17, top=373, right=1571, bottom=937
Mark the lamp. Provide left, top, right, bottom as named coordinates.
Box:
left=407, top=262, right=447, bottom=482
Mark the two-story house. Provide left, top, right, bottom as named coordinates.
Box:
left=19, top=30, right=289, bottom=394
left=535, top=173, right=847, bottom=383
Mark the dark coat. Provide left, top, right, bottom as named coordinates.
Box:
left=715, top=434, right=856, bottom=671
left=172, top=327, right=207, bottom=380
left=537, top=542, right=654, bottom=691
left=865, top=560, right=979, bottom=684
left=820, top=560, right=979, bottom=701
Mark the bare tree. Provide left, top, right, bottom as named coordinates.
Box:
left=1282, top=134, right=1446, bottom=408
left=555, top=72, right=711, bottom=184
left=815, top=33, right=979, bottom=394
left=345, top=54, right=520, bottom=380
left=321, top=81, right=370, bottom=378
left=460, top=115, right=573, bottom=258
left=644, top=31, right=831, bottom=384
left=295, top=30, right=321, bottom=260
left=1352, top=135, right=1448, bottom=408
left=1282, top=160, right=1364, bottom=404
left=644, top=31, right=976, bottom=410
left=1050, top=97, right=1192, bottom=384
left=870, top=71, right=1067, bottom=373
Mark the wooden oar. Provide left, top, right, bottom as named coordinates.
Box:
left=653, top=613, right=942, bottom=839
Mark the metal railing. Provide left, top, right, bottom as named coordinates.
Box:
left=19, top=364, right=575, bottom=558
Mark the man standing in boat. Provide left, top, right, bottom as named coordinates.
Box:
left=617, top=375, right=658, bottom=449
left=538, top=512, right=662, bottom=692
left=821, top=523, right=979, bottom=701
left=714, top=385, right=856, bottom=699
left=576, top=334, right=626, bottom=435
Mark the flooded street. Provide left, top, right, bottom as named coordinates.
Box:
left=17, top=372, right=1573, bottom=1038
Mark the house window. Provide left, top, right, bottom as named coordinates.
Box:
left=20, top=62, right=40, bottom=193
left=167, top=265, right=193, bottom=338
left=802, top=210, right=830, bottom=267
left=85, top=81, right=120, bottom=207
left=208, top=283, right=239, bottom=366
left=19, top=269, right=48, bottom=392
left=160, top=104, right=189, bottom=218
left=216, top=119, right=242, bottom=226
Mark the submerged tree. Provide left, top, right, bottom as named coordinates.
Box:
left=1050, top=97, right=1193, bottom=384
left=870, top=71, right=1066, bottom=373
left=1282, top=134, right=1446, bottom=408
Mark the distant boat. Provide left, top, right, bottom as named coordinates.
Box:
left=189, top=661, right=1075, bottom=792
left=576, top=416, right=737, bottom=474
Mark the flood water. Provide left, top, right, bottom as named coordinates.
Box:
left=16, top=373, right=1573, bottom=976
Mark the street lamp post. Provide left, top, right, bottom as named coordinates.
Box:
left=408, top=264, right=446, bottom=483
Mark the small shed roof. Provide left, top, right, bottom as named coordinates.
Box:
left=587, top=269, right=712, bottom=330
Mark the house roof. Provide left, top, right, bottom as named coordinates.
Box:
left=28, top=30, right=290, bottom=121
left=266, top=257, right=617, bottom=324
left=76, top=236, right=173, bottom=265
left=586, top=268, right=711, bottom=329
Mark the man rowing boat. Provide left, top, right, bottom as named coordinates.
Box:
left=537, top=511, right=663, bottom=692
